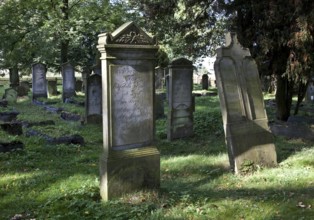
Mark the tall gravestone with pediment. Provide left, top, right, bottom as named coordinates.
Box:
left=214, top=32, right=277, bottom=173
left=85, top=74, right=102, bottom=124
left=97, top=21, right=160, bottom=200
left=62, top=62, right=76, bottom=102
left=167, top=58, right=194, bottom=140
left=32, top=63, right=47, bottom=100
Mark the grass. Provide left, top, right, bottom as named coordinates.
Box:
left=0, top=84, right=314, bottom=219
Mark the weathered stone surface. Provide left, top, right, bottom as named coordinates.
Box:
left=60, top=111, right=81, bottom=121
left=202, top=74, right=209, bottom=90
left=62, top=62, right=76, bottom=102
left=0, top=111, right=19, bottom=123
left=0, top=122, right=23, bottom=135
left=85, top=74, right=102, bottom=124
left=214, top=32, right=277, bottom=173
left=47, top=79, right=58, bottom=96
left=3, top=88, right=17, bottom=104
left=32, top=63, right=47, bottom=100
left=0, top=141, right=23, bottom=153
left=167, top=58, right=194, bottom=141
left=155, top=66, right=164, bottom=90
left=97, top=21, right=160, bottom=200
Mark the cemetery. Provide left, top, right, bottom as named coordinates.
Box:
left=1, top=1, right=314, bottom=219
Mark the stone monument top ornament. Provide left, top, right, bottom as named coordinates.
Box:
left=98, top=21, right=157, bottom=46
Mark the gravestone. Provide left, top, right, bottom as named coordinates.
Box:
left=85, top=74, right=102, bottom=124
left=97, top=21, right=160, bottom=200
left=62, top=62, right=76, bottom=102
left=167, top=58, right=194, bottom=140
left=202, top=74, right=209, bottom=90
left=47, top=79, right=58, bottom=97
left=155, top=66, right=164, bottom=90
left=75, top=79, right=83, bottom=92
left=306, top=78, right=314, bottom=102
left=155, top=92, right=165, bottom=119
left=3, top=88, right=18, bottom=104
left=32, top=63, right=47, bottom=100
left=214, top=32, right=277, bottom=173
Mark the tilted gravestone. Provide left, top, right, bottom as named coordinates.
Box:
left=214, top=32, right=277, bottom=173
left=97, top=21, right=160, bottom=200
left=32, top=63, right=47, bottom=100
left=85, top=74, right=102, bottom=124
left=62, top=62, right=76, bottom=102
left=167, top=58, right=194, bottom=140
left=202, top=74, right=209, bottom=90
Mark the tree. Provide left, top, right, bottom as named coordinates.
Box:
left=0, top=0, right=129, bottom=75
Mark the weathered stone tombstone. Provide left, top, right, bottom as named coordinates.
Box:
left=214, top=32, right=277, bottom=173
left=97, top=21, right=160, bottom=200
left=62, top=62, right=76, bottom=102
left=202, top=74, right=209, bottom=90
left=85, top=74, right=102, bottom=124
left=75, top=79, right=83, bottom=92
left=47, top=78, right=58, bottom=97
left=306, top=78, right=314, bottom=102
left=3, top=88, right=18, bottom=104
left=32, top=63, right=47, bottom=100
left=155, top=66, right=164, bottom=90
left=167, top=58, right=194, bottom=141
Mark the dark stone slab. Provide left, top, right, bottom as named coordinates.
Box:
left=0, top=111, right=19, bottom=122
left=0, top=141, right=24, bottom=153
left=0, top=122, right=23, bottom=135
left=60, top=111, right=81, bottom=121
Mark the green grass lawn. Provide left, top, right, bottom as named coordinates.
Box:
left=0, top=85, right=314, bottom=220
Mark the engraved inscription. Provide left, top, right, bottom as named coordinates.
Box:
left=172, top=69, right=192, bottom=109
left=32, top=64, right=47, bottom=94
left=110, top=65, right=153, bottom=147
left=115, top=31, right=150, bottom=44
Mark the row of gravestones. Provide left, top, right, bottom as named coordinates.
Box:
left=96, top=22, right=277, bottom=200
left=31, top=62, right=102, bottom=124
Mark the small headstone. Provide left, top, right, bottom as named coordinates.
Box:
left=306, top=79, right=314, bottom=102
left=167, top=58, right=194, bottom=140
left=214, top=32, right=277, bottom=173
left=155, top=66, right=164, bottom=90
left=86, top=74, right=102, bottom=124
left=202, top=74, right=209, bottom=90
left=97, top=21, right=160, bottom=200
left=3, top=88, right=17, bottom=104
left=32, top=63, right=47, bottom=100
left=47, top=79, right=58, bottom=96
left=75, top=79, right=83, bottom=92
left=62, top=62, right=76, bottom=102
left=155, top=92, right=165, bottom=119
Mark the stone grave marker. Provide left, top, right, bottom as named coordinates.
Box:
left=32, top=63, right=47, bottom=100
left=214, top=32, right=277, bottom=173
left=306, top=78, right=314, bottom=102
left=85, top=74, right=102, bottom=124
left=3, top=88, right=17, bottom=104
left=167, top=58, right=194, bottom=140
left=62, top=62, right=76, bottom=102
left=97, top=21, right=160, bottom=200
left=202, top=74, right=209, bottom=90
left=155, top=66, right=164, bottom=90
left=47, top=78, right=58, bottom=97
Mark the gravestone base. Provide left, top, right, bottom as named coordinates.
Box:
left=226, top=120, right=277, bottom=173
left=100, top=146, right=160, bottom=200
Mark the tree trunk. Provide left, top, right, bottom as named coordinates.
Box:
left=9, top=66, right=19, bottom=88
left=60, top=0, right=69, bottom=64
left=275, top=75, right=294, bottom=121
left=294, top=80, right=309, bottom=115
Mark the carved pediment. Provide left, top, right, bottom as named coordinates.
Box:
left=107, top=21, right=156, bottom=45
